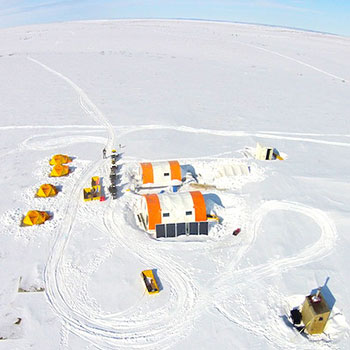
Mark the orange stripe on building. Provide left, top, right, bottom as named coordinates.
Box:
left=169, top=160, right=181, bottom=181
left=141, top=162, right=154, bottom=184
left=190, top=191, right=207, bottom=222
left=144, top=194, right=161, bottom=230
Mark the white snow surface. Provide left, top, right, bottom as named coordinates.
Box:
left=1, top=19, right=350, bottom=349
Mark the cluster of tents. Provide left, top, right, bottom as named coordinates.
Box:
left=22, top=154, right=73, bottom=226
left=49, top=154, right=72, bottom=177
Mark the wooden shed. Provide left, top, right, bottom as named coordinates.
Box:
left=301, top=289, right=331, bottom=334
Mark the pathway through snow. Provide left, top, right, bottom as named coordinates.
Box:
left=20, top=56, right=348, bottom=349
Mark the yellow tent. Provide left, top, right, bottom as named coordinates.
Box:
left=22, top=210, right=50, bottom=226
left=49, top=154, right=72, bottom=165
left=36, top=184, right=57, bottom=198
left=50, top=165, right=69, bottom=177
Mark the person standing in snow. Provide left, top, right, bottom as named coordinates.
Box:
left=103, top=148, right=106, bottom=159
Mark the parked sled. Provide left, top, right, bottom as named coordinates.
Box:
left=255, top=143, right=284, bottom=161
left=141, top=270, right=160, bottom=294
left=207, top=214, right=220, bottom=222
left=91, top=176, right=100, bottom=187
left=83, top=186, right=101, bottom=201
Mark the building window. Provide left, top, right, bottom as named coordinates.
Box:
left=186, top=211, right=192, bottom=215
left=164, top=172, right=170, bottom=176
left=163, top=213, right=170, bottom=217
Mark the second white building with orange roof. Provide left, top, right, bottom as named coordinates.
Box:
left=137, top=190, right=207, bottom=232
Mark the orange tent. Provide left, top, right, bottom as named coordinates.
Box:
left=36, top=184, right=57, bottom=197
left=49, top=154, right=72, bottom=165
left=50, top=165, right=69, bottom=177
left=22, top=210, right=50, bottom=226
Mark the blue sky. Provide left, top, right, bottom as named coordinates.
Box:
left=0, top=0, right=349, bottom=36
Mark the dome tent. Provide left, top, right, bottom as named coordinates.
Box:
left=36, top=184, right=57, bottom=198
left=49, top=154, right=72, bottom=165
left=22, top=210, right=50, bottom=226
left=50, top=164, right=69, bottom=177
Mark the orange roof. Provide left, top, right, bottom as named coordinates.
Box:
left=143, top=194, right=161, bottom=230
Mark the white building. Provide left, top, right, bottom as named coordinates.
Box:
left=135, top=160, right=182, bottom=188
left=136, top=191, right=208, bottom=236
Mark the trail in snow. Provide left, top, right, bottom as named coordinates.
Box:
left=213, top=200, right=338, bottom=350
left=27, top=57, right=202, bottom=350
left=1, top=124, right=350, bottom=140
left=24, top=56, right=346, bottom=349
left=27, top=56, right=114, bottom=151
left=234, top=39, right=349, bottom=83
left=6, top=124, right=350, bottom=152
left=214, top=201, right=337, bottom=291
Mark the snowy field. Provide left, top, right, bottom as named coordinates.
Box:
left=0, top=19, right=350, bottom=349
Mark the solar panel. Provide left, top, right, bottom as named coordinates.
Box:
left=155, top=224, right=166, bottom=238
left=189, top=222, right=199, bottom=235
left=177, top=223, right=186, bottom=236
left=166, top=223, right=176, bottom=237
left=157, top=221, right=209, bottom=238
left=199, top=222, right=209, bottom=235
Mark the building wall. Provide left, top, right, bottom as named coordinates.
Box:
left=307, top=311, right=330, bottom=334
left=301, top=296, right=330, bottom=334
left=139, top=161, right=181, bottom=186
left=140, top=191, right=207, bottom=231
left=158, top=192, right=196, bottom=224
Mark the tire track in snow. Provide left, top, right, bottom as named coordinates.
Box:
left=55, top=193, right=200, bottom=349
left=85, top=199, right=201, bottom=349
left=26, top=57, right=130, bottom=348
left=216, top=200, right=337, bottom=290
left=26, top=56, right=344, bottom=349
left=213, top=200, right=337, bottom=348
left=10, top=124, right=350, bottom=150
left=27, top=56, right=114, bottom=151
left=234, top=39, right=349, bottom=83
left=28, top=57, right=199, bottom=350
left=1, top=124, right=350, bottom=141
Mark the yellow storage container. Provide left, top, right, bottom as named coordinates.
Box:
left=141, top=270, right=160, bottom=294
left=83, top=186, right=101, bottom=201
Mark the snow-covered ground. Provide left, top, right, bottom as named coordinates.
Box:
left=1, top=19, right=350, bottom=349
